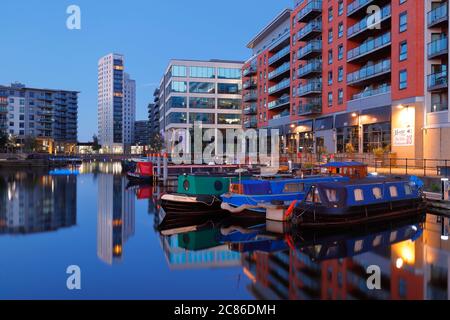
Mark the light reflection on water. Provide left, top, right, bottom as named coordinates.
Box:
left=0, top=162, right=449, bottom=300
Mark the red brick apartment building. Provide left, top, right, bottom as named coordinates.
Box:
left=242, top=0, right=448, bottom=159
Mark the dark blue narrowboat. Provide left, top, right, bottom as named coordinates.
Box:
left=291, top=176, right=426, bottom=228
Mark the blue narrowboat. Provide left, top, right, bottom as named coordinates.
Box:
left=221, top=176, right=349, bottom=214
left=291, top=176, right=426, bottom=228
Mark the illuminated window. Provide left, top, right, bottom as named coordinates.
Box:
left=390, top=186, right=398, bottom=197
left=404, top=184, right=412, bottom=195
left=373, top=187, right=383, bottom=199
left=354, top=189, right=364, bottom=201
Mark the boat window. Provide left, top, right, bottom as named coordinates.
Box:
left=354, top=189, right=364, bottom=202
left=373, top=235, right=383, bottom=247
left=354, top=240, right=364, bottom=253
left=404, top=184, right=412, bottom=195
left=314, top=188, right=322, bottom=204
left=389, top=186, right=398, bottom=197
left=306, top=190, right=314, bottom=202
left=372, top=187, right=383, bottom=200
left=325, top=189, right=338, bottom=202
left=183, top=180, right=190, bottom=191
left=283, top=183, right=304, bottom=193
left=389, top=231, right=398, bottom=242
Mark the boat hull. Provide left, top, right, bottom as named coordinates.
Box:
left=160, top=194, right=223, bottom=213
left=292, top=198, right=427, bottom=229
left=221, top=193, right=304, bottom=213
left=126, top=172, right=153, bottom=183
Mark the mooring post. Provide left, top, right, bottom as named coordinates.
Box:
left=441, top=178, right=449, bottom=201
left=163, top=153, right=168, bottom=185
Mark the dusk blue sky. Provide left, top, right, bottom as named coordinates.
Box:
left=0, top=0, right=292, bottom=141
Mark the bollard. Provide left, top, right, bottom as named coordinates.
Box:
left=163, top=153, right=168, bottom=186
left=441, top=178, right=449, bottom=201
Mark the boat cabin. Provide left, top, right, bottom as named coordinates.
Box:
left=321, top=162, right=368, bottom=179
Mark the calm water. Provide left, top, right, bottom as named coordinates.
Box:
left=0, top=162, right=449, bottom=300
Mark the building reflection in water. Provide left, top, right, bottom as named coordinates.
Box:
left=97, top=173, right=135, bottom=265
left=241, top=215, right=450, bottom=300
left=0, top=170, right=77, bottom=234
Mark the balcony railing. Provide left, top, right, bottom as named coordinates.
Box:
left=297, top=1, right=322, bottom=22
left=298, top=60, right=322, bottom=78
left=347, top=59, right=391, bottom=85
left=243, top=79, right=257, bottom=90
left=297, top=80, right=322, bottom=97
left=351, top=85, right=391, bottom=100
left=243, top=103, right=257, bottom=115
left=268, top=62, right=290, bottom=80
left=297, top=40, right=322, bottom=60
left=297, top=20, right=322, bottom=41
left=268, top=95, right=290, bottom=110
left=347, top=32, right=391, bottom=62
left=347, top=0, right=375, bottom=17
left=244, top=117, right=257, bottom=128
left=347, top=4, right=391, bottom=39
left=268, top=79, right=290, bottom=95
left=430, top=102, right=449, bottom=113
left=298, top=99, right=322, bottom=115
left=243, top=65, right=257, bottom=77
left=268, top=45, right=290, bottom=66
left=428, top=37, right=448, bottom=59
left=428, top=69, right=448, bottom=91
left=428, top=2, right=448, bottom=27
left=243, top=91, right=258, bottom=102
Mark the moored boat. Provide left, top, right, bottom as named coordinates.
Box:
left=291, top=176, right=426, bottom=228
left=126, top=162, right=153, bottom=183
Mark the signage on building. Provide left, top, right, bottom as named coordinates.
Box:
left=393, top=127, right=414, bottom=146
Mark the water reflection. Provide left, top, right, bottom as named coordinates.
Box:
left=97, top=174, right=135, bottom=264
left=0, top=169, right=77, bottom=234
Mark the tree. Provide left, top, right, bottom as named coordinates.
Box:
left=92, top=134, right=101, bottom=152
left=0, top=130, right=8, bottom=153
left=148, top=132, right=164, bottom=154
left=6, top=135, right=18, bottom=153
left=23, top=136, right=38, bottom=153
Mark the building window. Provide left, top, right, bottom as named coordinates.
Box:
left=338, top=89, right=344, bottom=104
left=399, top=70, right=408, bottom=89
left=328, top=71, right=333, bottom=85
left=363, top=122, right=391, bottom=153
left=399, top=41, right=407, bottom=61
left=338, top=1, right=344, bottom=15
left=190, top=66, right=215, bottom=78
left=328, top=7, right=333, bottom=22
left=338, top=67, right=344, bottom=82
left=338, top=23, right=344, bottom=38
left=218, top=83, right=241, bottom=94
left=338, top=45, right=344, bottom=60
left=189, top=97, right=215, bottom=109
left=328, top=92, right=333, bottom=106
left=171, top=65, right=187, bottom=77
left=399, top=12, right=408, bottom=32
left=431, top=93, right=448, bottom=112
left=218, top=98, right=241, bottom=110
left=218, top=68, right=241, bottom=79
left=218, top=114, right=241, bottom=125
left=400, top=0, right=407, bottom=4
left=189, top=112, right=214, bottom=125
left=328, top=29, right=333, bottom=44
left=189, top=82, right=215, bottom=94
left=328, top=50, right=333, bottom=64
left=337, top=127, right=359, bottom=153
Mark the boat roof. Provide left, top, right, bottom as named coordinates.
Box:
left=316, top=176, right=412, bottom=189
left=321, top=161, right=367, bottom=168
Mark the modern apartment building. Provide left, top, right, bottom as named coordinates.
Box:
left=134, top=120, right=150, bottom=146
left=243, top=0, right=449, bottom=160
left=0, top=82, right=78, bottom=153
left=148, top=88, right=161, bottom=135
left=157, top=59, right=244, bottom=154
left=97, top=53, right=136, bottom=153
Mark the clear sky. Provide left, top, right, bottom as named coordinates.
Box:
left=0, top=0, right=293, bottom=141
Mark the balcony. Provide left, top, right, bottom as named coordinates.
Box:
left=347, top=4, right=391, bottom=40
left=244, top=117, right=257, bottom=128
left=347, top=32, right=391, bottom=62
left=268, top=95, right=290, bottom=110
left=347, top=0, right=376, bottom=17
left=268, top=112, right=291, bottom=127
left=297, top=1, right=322, bottom=22
left=243, top=65, right=257, bottom=77
left=243, top=79, right=257, bottom=90
left=268, top=45, right=290, bottom=67
left=298, top=60, right=322, bottom=78
left=351, top=84, right=391, bottom=101
left=298, top=99, right=322, bottom=116
left=428, top=69, right=448, bottom=91
left=430, top=102, right=449, bottom=113
left=268, top=62, right=290, bottom=81
left=243, top=103, right=257, bottom=115
left=297, top=20, right=322, bottom=42
left=428, top=37, right=448, bottom=59
left=243, top=91, right=257, bottom=102
left=268, top=79, right=290, bottom=96
left=348, top=85, right=391, bottom=111
left=297, top=40, right=322, bottom=61
left=347, top=59, right=391, bottom=86
left=297, top=80, right=322, bottom=97
left=428, top=2, right=448, bottom=28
